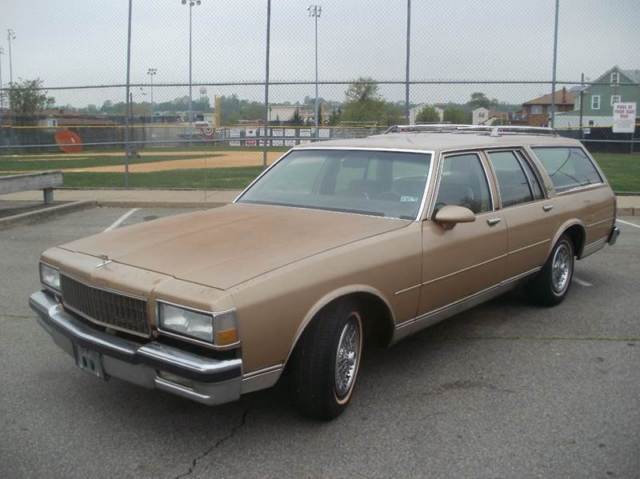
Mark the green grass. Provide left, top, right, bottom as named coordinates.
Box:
left=591, top=153, right=640, bottom=193
left=0, top=154, right=220, bottom=172
left=62, top=167, right=263, bottom=189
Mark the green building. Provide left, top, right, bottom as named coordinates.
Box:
left=556, top=66, right=640, bottom=128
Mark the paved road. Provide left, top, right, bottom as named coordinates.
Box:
left=0, top=207, right=638, bottom=479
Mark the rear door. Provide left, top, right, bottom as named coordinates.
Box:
left=485, top=149, right=555, bottom=278
left=419, top=151, right=508, bottom=315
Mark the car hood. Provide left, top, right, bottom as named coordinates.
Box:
left=61, top=203, right=410, bottom=290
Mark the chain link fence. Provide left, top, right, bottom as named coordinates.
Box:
left=0, top=0, right=638, bottom=162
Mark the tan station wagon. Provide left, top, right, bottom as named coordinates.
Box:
left=30, top=125, right=620, bottom=419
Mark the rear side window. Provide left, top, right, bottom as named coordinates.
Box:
left=487, top=151, right=533, bottom=207
left=435, top=153, right=492, bottom=214
left=532, top=147, right=602, bottom=192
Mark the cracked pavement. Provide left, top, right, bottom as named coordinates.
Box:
left=0, top=207, right=638, bottom=478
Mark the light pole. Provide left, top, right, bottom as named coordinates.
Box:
left=308, top=5, right=321, bottom=138
left=182, top=0, right=201, bottom=141
left=147, top=67, right=157, bottom=119
left=7, top=29, right=15, bottom=85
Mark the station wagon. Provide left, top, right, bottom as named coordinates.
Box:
left=30, top=125, right=620, bottom=419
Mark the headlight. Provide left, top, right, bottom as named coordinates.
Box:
left=40, top=263, right=61, bottom=291
left=158, top=302, right=238, bottom=347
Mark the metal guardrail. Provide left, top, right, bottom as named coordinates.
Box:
left=0, top=171, right=63, bottom=204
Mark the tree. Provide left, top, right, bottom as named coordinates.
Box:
left=443, top=107, right=470, bottom=124
left=8, top=78, right=55, bottom=124
left=467, top=92, right=498, bottom=110
left=291, top=107, right=303, bottom=125
left=345, top=77, right=380, bottom=103
left=415, top=105, right=441, bottom=123
left=341, top=78, right=404, bottom=126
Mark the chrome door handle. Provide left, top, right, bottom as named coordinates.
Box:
left=543, top=205, right=554, bottom=212
left=487, top=218, right=501, bottom=226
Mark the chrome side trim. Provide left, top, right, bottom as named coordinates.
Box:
left=508, top=238, right=550, bottom=255
left=394, top=283, right=422, bottom=296
left=421, top=253, right=508, bottom=287
left=241, top=363, right=284, bottom=394
left=586, top=217, right=614, bottom=228
left=581, top=237, right=607, bottom=258
left=391, top=267, right=541, bottom=343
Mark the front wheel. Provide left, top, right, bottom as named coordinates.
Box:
left=526, top=234, right=575, bottom=306
left=291, top=299, right=363, bottom=420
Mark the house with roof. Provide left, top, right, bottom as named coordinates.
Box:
left=555, top=66, right=640, bottom=128
left=520, top=88, right=575, bottom=126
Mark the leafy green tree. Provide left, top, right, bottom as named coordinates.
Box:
left=467, top=92, right=498, bottom=110
left=8, top=78, right=55, bottom=124
left=443, top=107, right=471, bottom=124
left=415, top=105, right=441, bottom=123
left=341, top=78, right=404, bottom=126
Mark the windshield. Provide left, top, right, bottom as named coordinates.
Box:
left=238, top=149, right=432, bottom=220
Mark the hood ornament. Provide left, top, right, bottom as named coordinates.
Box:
left=96, top=254, right=113, bottom=269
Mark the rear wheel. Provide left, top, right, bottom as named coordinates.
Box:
left=527, top=234, right=574, bottom=306
left=291, top=299, right=363, bottom=420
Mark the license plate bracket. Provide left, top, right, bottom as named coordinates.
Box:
left=75, top=345, right=105, bottom=379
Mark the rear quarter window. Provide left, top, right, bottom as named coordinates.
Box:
left=532, top=147, right=602, bottom=192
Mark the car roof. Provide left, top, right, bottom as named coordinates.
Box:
left=295, top=132, right=583, bottom=153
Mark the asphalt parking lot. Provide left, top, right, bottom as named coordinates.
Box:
left=0, top=206, right=638, bottom=479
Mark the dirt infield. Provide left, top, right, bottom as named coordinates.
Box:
left=61, top=151, right=281, bottom=172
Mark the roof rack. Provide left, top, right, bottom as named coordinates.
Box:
left=384, top=124, right=558, bottom=137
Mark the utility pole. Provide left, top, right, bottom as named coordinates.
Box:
left=7, top=29, right=16, bottom=85
left=182, top=0, right=202, bottom=143
left=404, top=0, right=411, bottom=124
left=308, top=5, right=321, bottom=138
left=263, top=0, right=271, bottom=167
left=550, top=0, right=559, bottom=128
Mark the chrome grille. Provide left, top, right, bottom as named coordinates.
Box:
left=60, top=275, right=150, bottom=337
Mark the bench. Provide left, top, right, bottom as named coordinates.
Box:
left=0, top=171, right=64, bottom=204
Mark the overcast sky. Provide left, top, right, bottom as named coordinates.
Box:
left=1, top=0, right=639, bottom=107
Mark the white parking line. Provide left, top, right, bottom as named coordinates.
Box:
left=573, top=277, right=593, bottom=287
left=618, top=219, right=640, bottom=229
left=104, top=208, right=140, bottom=232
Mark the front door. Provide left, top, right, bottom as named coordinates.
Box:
left=419, top=152, right=508, bottom=315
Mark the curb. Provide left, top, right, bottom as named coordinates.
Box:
left=0, top=200, right=97, bottom=230
left=618, top=208, right=637, bottom=216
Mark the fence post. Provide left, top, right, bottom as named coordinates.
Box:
left=263, top=0, right=271, bottom=167
left=124, top=0, right=133, bottom=187
left=550, top=0, right=559, bottom=128
left=579, top=72, right=584, bottom=139
left=404, top=0, right=411, bottom=124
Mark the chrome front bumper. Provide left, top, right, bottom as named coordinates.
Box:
left=29, top=290, right=243, bottom=406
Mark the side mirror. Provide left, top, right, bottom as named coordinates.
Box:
left=433, top=205, right=476, bottom=228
